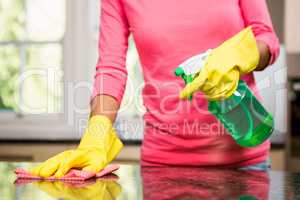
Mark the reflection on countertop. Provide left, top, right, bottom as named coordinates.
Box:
left=0, top=162, right=299, bottom=199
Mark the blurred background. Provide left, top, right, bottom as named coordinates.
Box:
left=0, top=0, right=299, bottom=172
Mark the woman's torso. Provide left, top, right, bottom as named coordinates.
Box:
left=122, top=0, right=269, bottom=166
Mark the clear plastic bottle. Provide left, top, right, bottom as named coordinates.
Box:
left=208, top=80, right=274, bottom=147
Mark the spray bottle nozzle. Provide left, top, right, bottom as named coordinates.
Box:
left=174, top=49, right=212, bottom=100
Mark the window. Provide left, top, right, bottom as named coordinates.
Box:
left=0, top=0, right=65, bottom=114
left=0, top=0, right=144, bottom=140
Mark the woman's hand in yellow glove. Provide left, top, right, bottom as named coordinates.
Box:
left=30, top=150, right=74, bottom=178
left=180, top=27, right=260, bottom=101
left=30, top=115, right=123, bottom=178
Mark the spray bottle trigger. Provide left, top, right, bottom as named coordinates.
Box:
left=184, top=75, right=194, bottom=100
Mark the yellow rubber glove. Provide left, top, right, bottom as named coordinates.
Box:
left=180, top=27, right=260, bottom=100
left=30, top=115, right=123, bottom=178
left=34, top=179, right=122, bottom=200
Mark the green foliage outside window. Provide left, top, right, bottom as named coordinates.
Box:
left=0, top=0, right=24, bottom=111
left=0, top=0, right=64, bottom=113
left=0, top=46, right=19, bottom=110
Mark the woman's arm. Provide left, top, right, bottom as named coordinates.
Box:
left=90, top=95, right=119, bottom=122
left=256, top=41, right=271, bottom=71
left=240, top=0, right=280, bottom=68
left=90, top=0, right=130, bottom=121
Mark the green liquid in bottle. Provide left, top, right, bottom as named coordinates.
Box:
left=208, top=80, right=274, bottom=147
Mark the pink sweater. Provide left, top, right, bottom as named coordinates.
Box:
left=92, top=0, right=280, bottom=167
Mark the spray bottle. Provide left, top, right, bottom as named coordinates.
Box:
left=175, top=50, right=274, bottom=147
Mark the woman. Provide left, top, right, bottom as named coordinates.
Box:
left=31, top=0, right=279, bottom=177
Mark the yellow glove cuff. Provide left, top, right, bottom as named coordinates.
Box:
left=79, top=115, right=115, bottom=149
left=214, top=26, right=260, bottom=74
left=86, top=115, right=113, bottom=135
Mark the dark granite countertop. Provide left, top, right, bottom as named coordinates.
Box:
left=1, top=162, right=299, bottom=200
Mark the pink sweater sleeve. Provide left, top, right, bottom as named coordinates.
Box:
left=92, top=0, right=130, bottom=103
left=240, top=0, right=280, bottom=65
